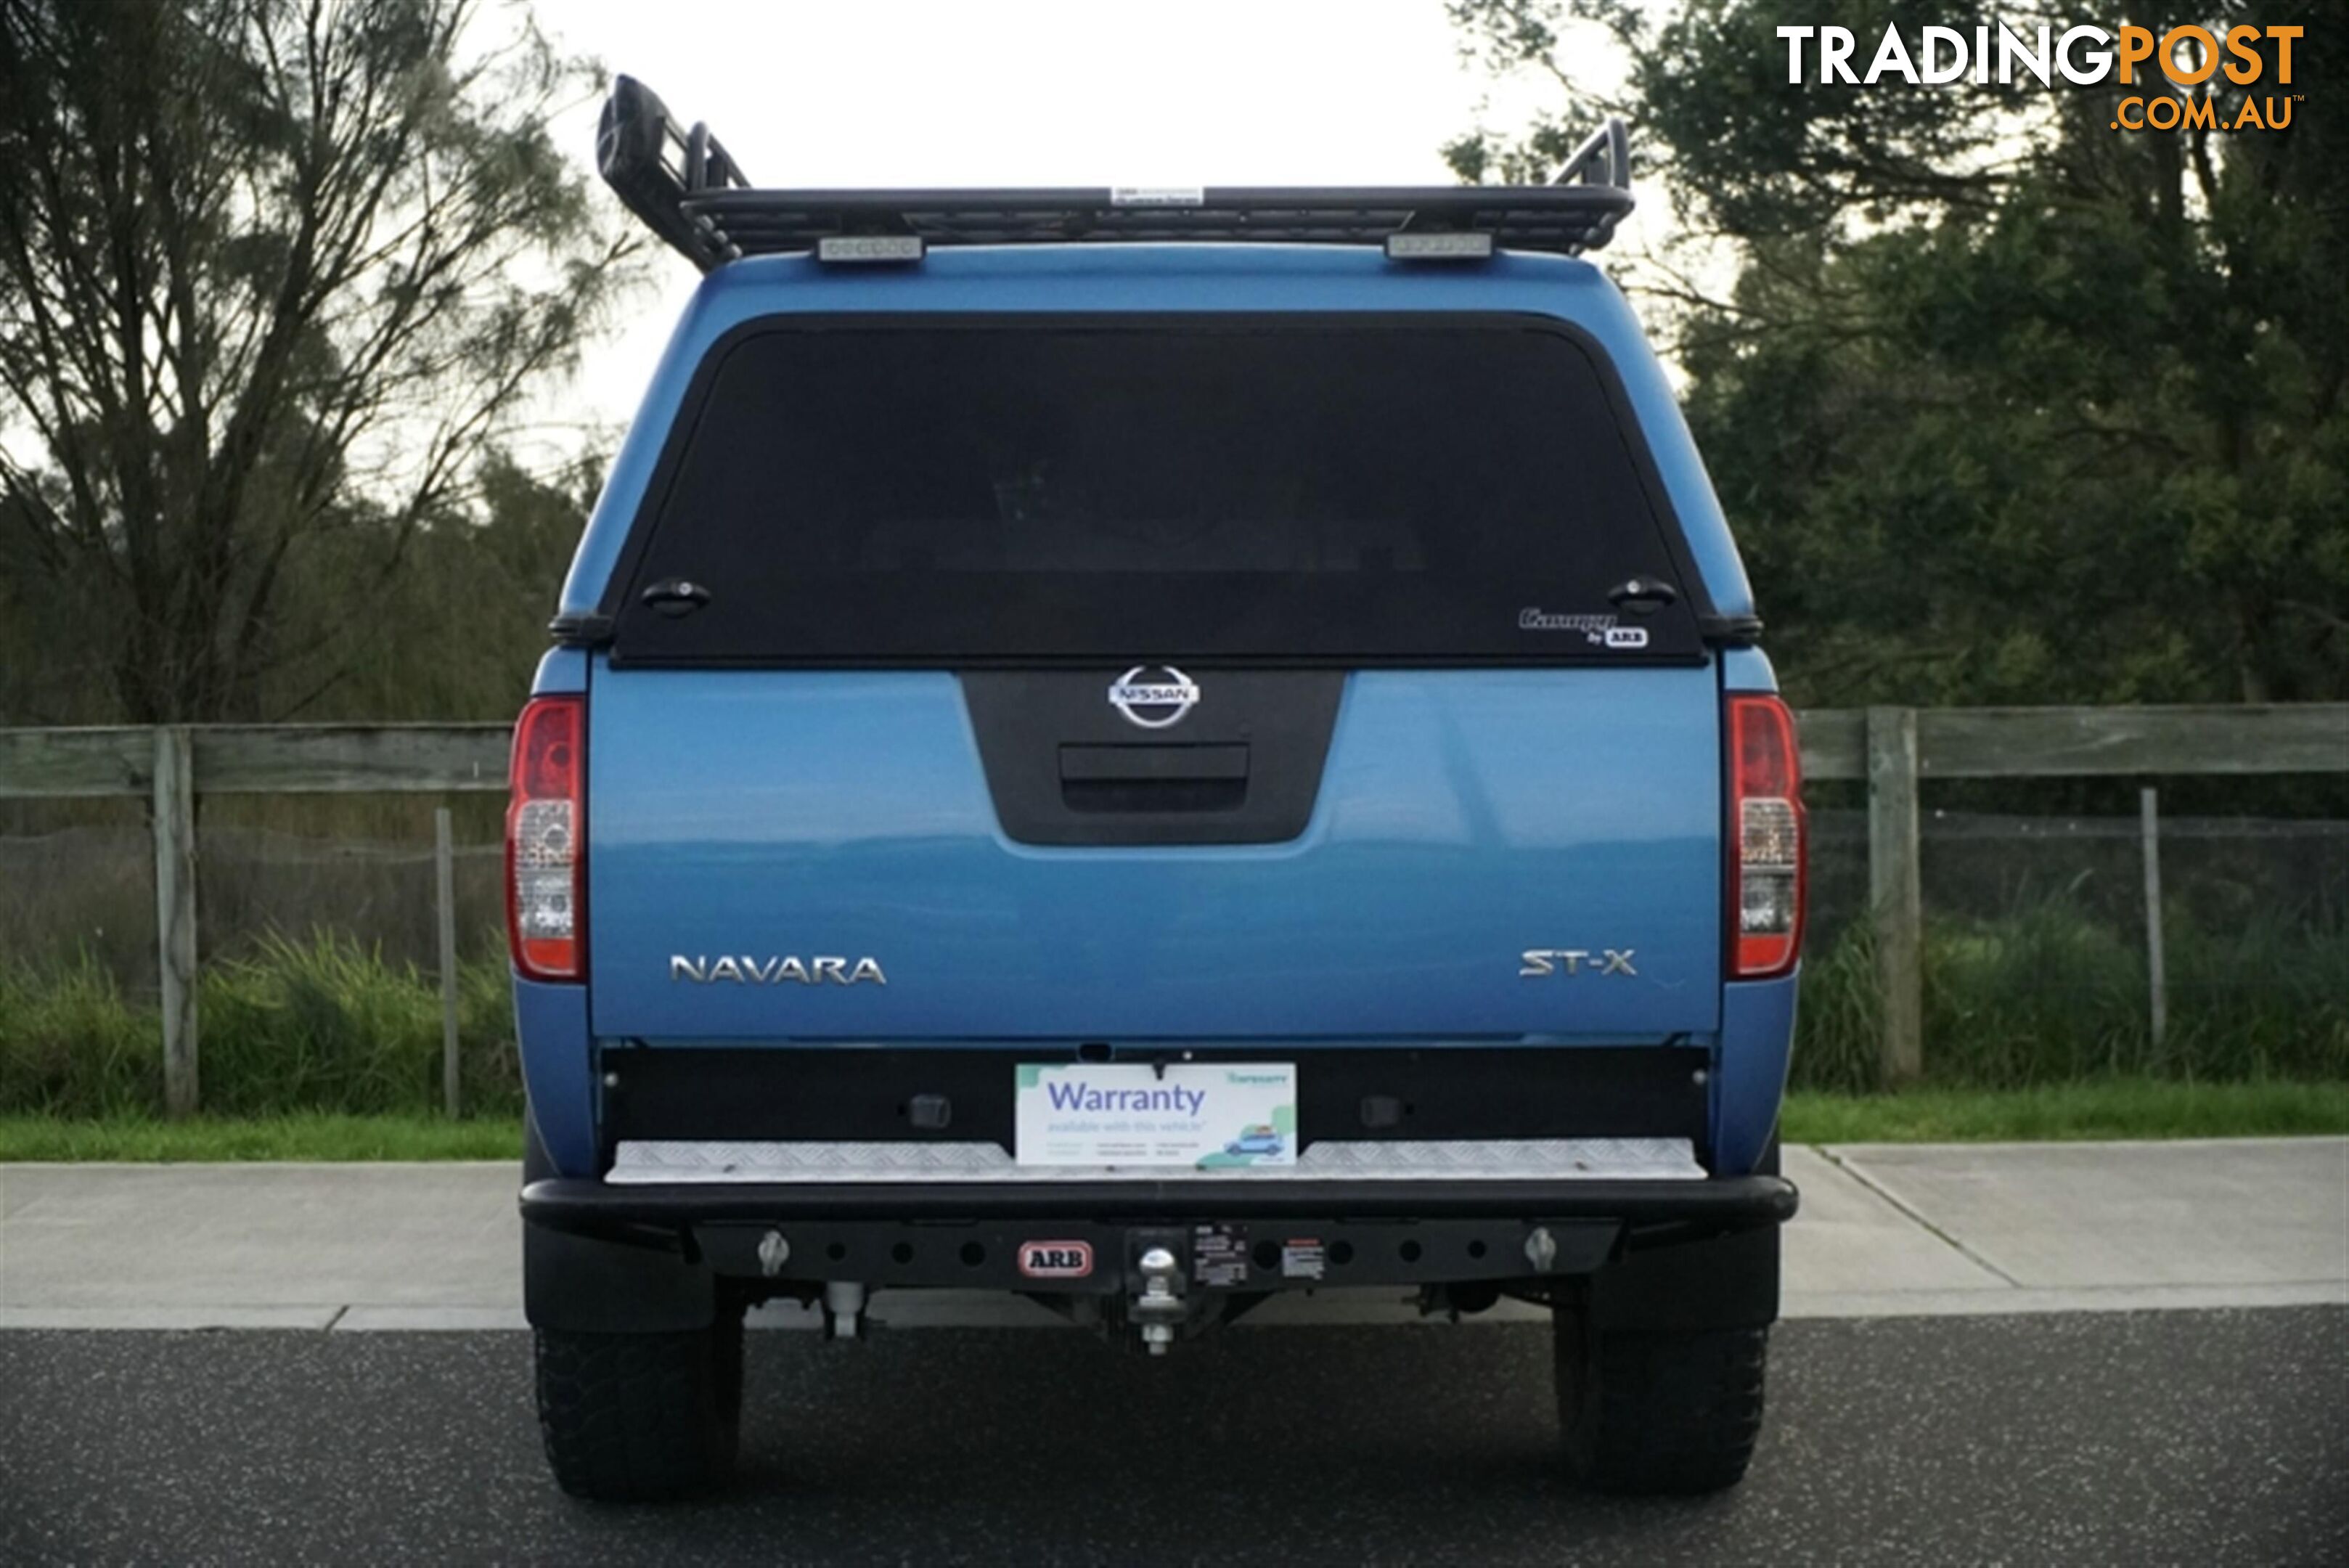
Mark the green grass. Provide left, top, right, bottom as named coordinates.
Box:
left=1, top=908, right=2344, bottom=1131
left=3, top=1081, right=2342, bottom=1161
left=1781, top=1079, right=2349, bottom=1143
left=0, top=1111, right=522, bottom=1161
left=1789, top=904, right=2349, bottom=1093
left=0, top=933, right=523, bottom=1119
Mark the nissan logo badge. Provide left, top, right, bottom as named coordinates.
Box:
left=1106, top=665, right=1200, bottom=730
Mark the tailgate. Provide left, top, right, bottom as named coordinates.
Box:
left=586, top=662, right=1720, bottom=1041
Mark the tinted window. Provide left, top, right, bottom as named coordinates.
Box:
left=612, top=317, right=1701, bottom=663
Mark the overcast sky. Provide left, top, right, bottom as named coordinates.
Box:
left=531, top=0, right=1601, bottom=432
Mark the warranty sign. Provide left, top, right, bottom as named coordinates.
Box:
left=1013, top=1062, right=1297, bottom=1169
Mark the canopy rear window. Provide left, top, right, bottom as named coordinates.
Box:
left=608, top=316, right=1704, bottom=664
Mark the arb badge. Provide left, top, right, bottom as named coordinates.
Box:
left=1018, top=1240, right=1095, bottom=1279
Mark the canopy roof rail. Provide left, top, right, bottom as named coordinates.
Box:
left=595, top=75, right=1634, bottom=273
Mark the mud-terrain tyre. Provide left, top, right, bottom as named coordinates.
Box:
left=534, top=1312, right=745, bottom=1501
left=1553, top=1302, right=1768, bottom=1495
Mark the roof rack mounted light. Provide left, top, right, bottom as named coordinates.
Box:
left=595, top=75, right=1635, bottom=274
left=1384, top=231, right=1496, bottom=261
left=817, top=234, right=926, bottom=264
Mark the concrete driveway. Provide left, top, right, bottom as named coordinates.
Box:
left=1, top=1138, right=2342, bottom=1329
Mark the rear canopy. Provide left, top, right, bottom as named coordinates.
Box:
left=605, top=315, right=1706, bottom=666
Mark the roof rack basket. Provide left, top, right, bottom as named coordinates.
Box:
left=595, top=76, right=1633, bottom=273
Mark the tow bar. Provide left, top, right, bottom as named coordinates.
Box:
left=1129, top=1244, right=1188, bottom=1355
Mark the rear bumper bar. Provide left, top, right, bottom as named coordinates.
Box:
left=523, top=1174, right=1795, bottom=1311
left=520, top=1173, right=1797, bottom=1233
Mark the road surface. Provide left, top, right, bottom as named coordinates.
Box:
left=2, top=1309, right=2342, bottom=1565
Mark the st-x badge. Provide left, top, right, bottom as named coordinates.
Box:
left=1519, top=948, right=1638, bottom=977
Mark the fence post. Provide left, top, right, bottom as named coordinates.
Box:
left=2141, top=785, right=2167, bottom=1050
left=436, top=805, right=462, bottom=1118
left=152, top=726, right=200, bottom=1117
left=1866, top=706, right=1924, bottom=1087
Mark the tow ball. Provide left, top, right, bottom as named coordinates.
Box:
left=1128, top=1243, right=1188, bottom=1355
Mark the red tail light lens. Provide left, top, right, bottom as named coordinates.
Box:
left=507, top=695, right=584, bottom=981
left=1729, top=694, right=1805, bottom=979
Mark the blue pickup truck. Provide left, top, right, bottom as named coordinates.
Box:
left=512, top=78, right=1804, bottom=1502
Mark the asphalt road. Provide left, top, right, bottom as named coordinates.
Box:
left=3, top=1310, right=2344, bottom=1567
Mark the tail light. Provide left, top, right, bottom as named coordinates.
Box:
left=1728, top=694, right=1805, bottom=979
left=507, top=695, right=584, bottom=981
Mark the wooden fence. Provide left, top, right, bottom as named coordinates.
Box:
left=2, top=704, right=2345, bottom=1112
left=1, top=723, right=508, bottom=1117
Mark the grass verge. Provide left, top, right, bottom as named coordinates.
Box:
left=1789, top=904, right=2349, bottom=1092
left=1, top=934, right=523, bottom=1119
left=0, top=1111, right=520, bottom=1161
left=2, top=1081, right=2342, bottom=1161
left=1781, top=1079, right=2349, bottom=1143
left=6, top=911, right=2344, bottom=1116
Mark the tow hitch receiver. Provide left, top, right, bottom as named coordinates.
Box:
left=1127, top=1230, right=1191, bottom=1355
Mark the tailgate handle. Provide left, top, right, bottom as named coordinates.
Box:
left=640, top=577, right=711, bottom=617
left=1058, top=743, right=1249, bottom=813
left=1607, top=576, right=1678, bottom=614
left=1060, top=744, right=1249, bottom=783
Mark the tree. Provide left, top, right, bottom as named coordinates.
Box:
left=1447, top=1, right=2348, bottom=706
left=267, top=446, right=602, bottom=722
left=0, top=0, right=635, bottom=724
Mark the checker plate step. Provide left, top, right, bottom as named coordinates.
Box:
left=605, top=1138, right=1705, bottom=1185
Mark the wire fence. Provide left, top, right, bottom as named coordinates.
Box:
left=2, top=801, right=2342, bottom=1007
left=1809, top=807, right=2349, bottom=946
left=0, top=820, right=507, bottom=990
left=4, top=701, right=2346, bottom=1110
left=8, top=704, right=2345, bottom=1108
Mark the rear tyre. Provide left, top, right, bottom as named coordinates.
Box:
left=534, top=1310, right=745, bottom=1501
left=1553, top=1298, right=1768, bottom=1495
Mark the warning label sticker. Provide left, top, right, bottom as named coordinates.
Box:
left=1193, top=1224, right=1249, bottom=1288
left=1110, top=186, right=1206, bottom=207
left=1280, top=1238, right=1327, bottom=1282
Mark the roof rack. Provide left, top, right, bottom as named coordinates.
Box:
left=595, top=75, right=1633, bottom=273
